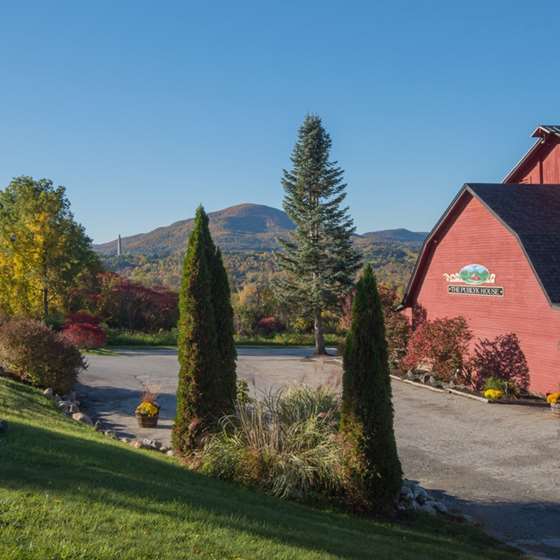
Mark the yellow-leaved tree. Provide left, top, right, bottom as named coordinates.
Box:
left=0, top=176, right=100, bottom=321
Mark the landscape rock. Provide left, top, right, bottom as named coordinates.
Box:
left=142, top=438, right=161, bottom=450
left=58, top=400, right=78, bottom=414
left=43, top=388, right=54, bottom=398
left=71, top=412, right=93, bottom=426
left=413, top=485, right=429, bottom=504
left=419, top=502, right=437, bottom=515
left=397, top=481, right=451, bottom=517
left=431, top=501, right=448, bottom=514
left=399, top=485, right=414, bottom=502
left=166, top=449, right=174, bottom=457
left=405, top=370, right=420, bottom=381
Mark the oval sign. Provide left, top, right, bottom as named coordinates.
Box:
left=459, top=264, right=491, bottom=285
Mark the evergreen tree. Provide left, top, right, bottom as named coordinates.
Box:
left=277, top=115, right=361, bottom=354
left=341, top=264, right=402, bottom=513
left=173, top=206, right=229, bottom=454
left=210, top=247, right=237, bottom=414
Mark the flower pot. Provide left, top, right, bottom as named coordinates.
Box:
left=136, top=413, right=159, bottom=428
left=551, top=403, right=560, bottom=418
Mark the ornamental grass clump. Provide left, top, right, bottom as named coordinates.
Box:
left=198, top=386, right=345, bottom=501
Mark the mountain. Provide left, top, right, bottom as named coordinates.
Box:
left=360, top=228, right=427, bottom=246
left=94, top=203, right=424, bottom=291
left=94, top=203, right=426, bottom=256
left=94, top=204, right=295, bottom=257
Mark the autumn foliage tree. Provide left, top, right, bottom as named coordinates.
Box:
left=0, top=176, right=99, bottom=321
left=341, top=265, right=402, bottom=513
left=173, top=207, right=236, bottom=454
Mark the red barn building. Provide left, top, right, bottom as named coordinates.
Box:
left=402, top=126, right=560, bottom=395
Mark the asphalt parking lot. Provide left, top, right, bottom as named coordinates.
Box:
left=80, top=346, right=560, bottom=559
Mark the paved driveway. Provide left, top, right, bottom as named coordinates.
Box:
left=79, top=347, right=560, bottom=559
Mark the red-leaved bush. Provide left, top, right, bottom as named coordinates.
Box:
left=65, top=311, right=101, bottom=325
left=0, top=318, right=85, bottom=393
left=255, top=316, right=286, bottom=336
left=68, top=272, right=179, bottom=332
left=471, top=333, right=529, bottom=392
left=62, top=322, right=106, bottom=349
left=401, top=316, right=472, bottom=382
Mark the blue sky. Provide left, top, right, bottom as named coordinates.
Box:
left=0, top=1, right=558, bottom=243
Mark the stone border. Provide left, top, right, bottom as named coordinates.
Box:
left=392, top=374, right=550, bottom=407
left=42, top=387, right=174, bottom=457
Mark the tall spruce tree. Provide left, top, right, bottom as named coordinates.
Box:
left=173, top=206, right=236, bottom=454
left=278, top=115, right=361, bottom=354
left=341, top=264, right=402, bottom=513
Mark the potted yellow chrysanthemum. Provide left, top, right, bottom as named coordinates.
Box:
left=546, top=392, right=560, bottom=417
left=135, top=382, right=161, bottom=428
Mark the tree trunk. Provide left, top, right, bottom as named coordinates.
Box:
left=314, top=310, right=326, bottom=355
left=42, top=286, right=49, bottom=324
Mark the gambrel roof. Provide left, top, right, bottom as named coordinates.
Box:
left=402, top=183, right=560, bottom=307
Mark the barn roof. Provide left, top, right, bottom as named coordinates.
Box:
left=503, top=124, right=560, bottom=183
left=532, top=125, right=560, bottom=138
left=402, top=183, right=560, bottom=308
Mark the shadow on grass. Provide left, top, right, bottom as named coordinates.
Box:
left=0, top=419, right=518, bottom=560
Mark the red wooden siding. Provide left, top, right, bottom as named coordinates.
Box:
left=506, top=137, right=560, bottom=184
left=409, top=194, right=560, bottom=395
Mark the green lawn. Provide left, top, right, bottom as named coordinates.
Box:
left=106, top=328, right=344, bottom=348
left=0, top=377, right=520, bottom=560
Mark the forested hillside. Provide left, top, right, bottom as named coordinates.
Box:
left=96, top=203, right=426, bottom=292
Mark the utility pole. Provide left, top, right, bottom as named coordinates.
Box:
left=117, top=234, right=122, bottom=257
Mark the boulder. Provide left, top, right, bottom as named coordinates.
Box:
left=431, top=501, right=448, bottom=514
left=71, top=412, right=93, bottom=426
left=405, top=370, right=420, bottom=381
left=399, top=485, right=414, bottom=502
left=58, top=400, right=78, bottom=414
left=142, top=438, right=161, bottom=450
left=413, top=485, right=429, bottom=504
left=419, top=502, right=437, bottom=515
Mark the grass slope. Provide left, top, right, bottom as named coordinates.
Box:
left=0, top=378, right=519, bottom=560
